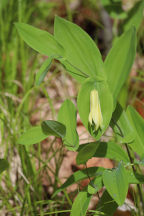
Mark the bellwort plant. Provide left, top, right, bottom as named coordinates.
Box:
left=16, top=16, right=144, bottom=215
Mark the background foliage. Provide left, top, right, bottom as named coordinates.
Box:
left=0, top=0, right=144, bottom=215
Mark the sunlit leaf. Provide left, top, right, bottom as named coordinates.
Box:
left=126, top=105, right=144, bottom=157
left=54, top=16, right=105, bottom=82
left=103, top=163, right=128, bottom=205
left=104, top=27, right=136, bottom=101
left=70, top=191, right=92, bottom=216
left=127, top=170, right=144, bottom=184
left=15, top=22, right=64, bottom=57
left=18, top=126, right=49, bottom=146
left=58, top=99, right=79, bottom=151
left=112, top=103, right=144, bottom=157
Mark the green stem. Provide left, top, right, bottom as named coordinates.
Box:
left=41, top=209, right=71, bottom=215
left=18, top=0, right=22, bottom=22
left=64, top=0, right=72, bottom=21
left=112, top=19, right=118, bottom=39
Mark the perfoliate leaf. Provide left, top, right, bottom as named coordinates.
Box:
left=118, top=133, right=135, bottom=144
left=77, top=78, right=113, bottom=139
left=118, top=83, right=128, bottom=109
left=58, top=99, right=79, bottom=151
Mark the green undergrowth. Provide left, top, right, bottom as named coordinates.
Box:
left=0, top=0, right=144, bottom=215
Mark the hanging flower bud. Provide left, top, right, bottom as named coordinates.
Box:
left=89, top=89, right=103, bottom=131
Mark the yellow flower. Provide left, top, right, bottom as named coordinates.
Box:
left=89, top=89, right=103, bottom=131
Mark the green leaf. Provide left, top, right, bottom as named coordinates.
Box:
left=58, top=99, right=79, bottom=151
left=76, top=142, right=99, bottom=165
left=123, top=1, right=144, bottom=32
left=88, top=176, right=103, bottom=194
left=15, top=22, right=64, bottom=57
left=126, top=105, right=144, bottom=157
left=41, top=120, right=66, bottom=138
left=127, top=170, right=144, bottom=184
left=118, top=133, right=135, bottom=144
left=0, top=159, right=9, bottom=174
left=112, top=103, right=144, bottom=157
left=70, top=191, right=92, bottom=216
left=96, top=190, right=118, bottom=216
left=52, top=167, right=104, bottom=197
left=93, top=142, right=129, bottom=162
left=35, top=57, right=53, bottom=85
left=54, top=16, right=105, bottom=82
left=111, top=103, right=137, bottom=145
left=104, top=27, right=136, bottom=100
left=118, top=83, right=128, bottom=109
left=77, top=78, right=113, bottom=139
left=77, top=141, right=129, bottom=164
left=18, top=126, right=49, bottom=146
left=103, top=163, right=128, bottom=205
left=59, top=58, right=86, bottom=83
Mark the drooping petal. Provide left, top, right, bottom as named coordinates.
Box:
left=89, top=89, right=103, bottom=131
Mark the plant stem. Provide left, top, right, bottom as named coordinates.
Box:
left=18, top=0, right=22, bottom=22
left=64, top=0, right=72, bottom=21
